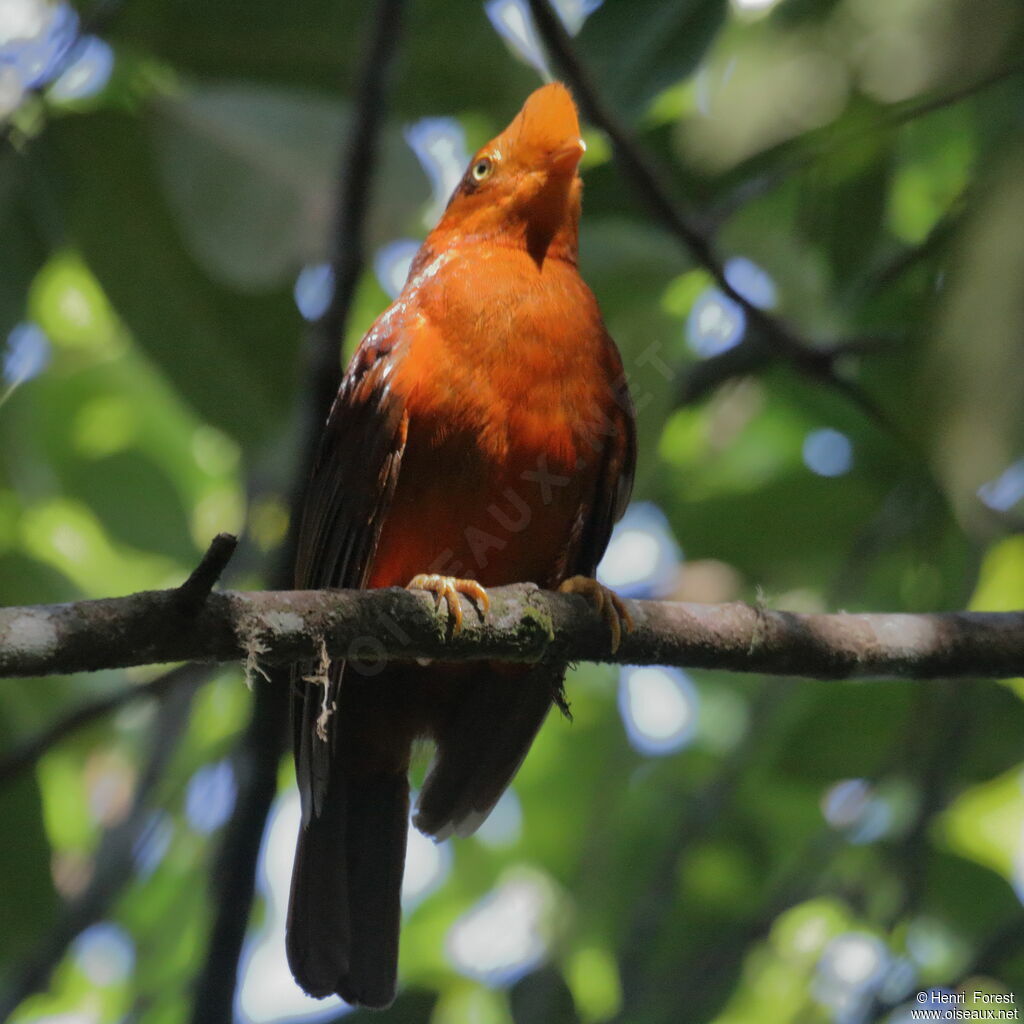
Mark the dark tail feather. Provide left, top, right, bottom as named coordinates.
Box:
left=287, top=769, right=410, bottom=1008
left=286, top=771, right=351, bottom=999
left=338, top=772, right=409, bottom=1008
left=414, top=663, right=560, bottom=840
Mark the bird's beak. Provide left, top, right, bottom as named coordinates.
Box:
left=548, top=136, right=586, bottom=176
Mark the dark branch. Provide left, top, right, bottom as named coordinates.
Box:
left=173, top=533, right=238, bottom=614
left=677, top=333, right=901, bottom=406
left=189, top=665, right=286, bottom=1024
left=860, top=193, right=967, bottom=299
left=1, top=583, right=1023, bottom=681
left=883, top=59, right=1024, bottom=131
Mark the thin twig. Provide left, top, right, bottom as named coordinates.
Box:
left=884, top=59, right=1024, bottom=132
left=678, top=333, right=901, bottom=406
left=173, top=533, right=238, bottom=614
left=662, top=678, right=988, bottom=1024
left=524, top=0, right=756, bottom=319
left=646, top=828, right=844, bottom=1024
left=885, top=680, right=978, bottom=922
left=859, top=192, right=968, bottom=299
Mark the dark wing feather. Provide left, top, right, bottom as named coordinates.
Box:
left=294, top=334, right=407, bottom=590
left=292, top=332, right=409, bottom=823
left=287, top=328, right=410, bottom=1005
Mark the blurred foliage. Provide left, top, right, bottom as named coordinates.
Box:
left=2, top=0, right=1024, bottom=1022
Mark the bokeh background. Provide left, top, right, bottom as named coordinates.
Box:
left=2, top=0, right=1024, bottom=1021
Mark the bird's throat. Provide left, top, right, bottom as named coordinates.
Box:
left=524, top=174, right=579, bottom=267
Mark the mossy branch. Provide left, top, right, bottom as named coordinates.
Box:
left=1, top=581, right=1021, bottom=681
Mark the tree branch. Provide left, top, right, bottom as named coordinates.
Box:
left=524, top=0, right=757, bottom=316
left=1, top=583, right=1022, bottom=681
left=677, top=333, right=901, bottom=406
left=173, top=533, right=238, bottom=614
left=0, top=537, right=235, bottom=786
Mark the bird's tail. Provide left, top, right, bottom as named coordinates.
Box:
left=286, top=765, right=409, bottom=1008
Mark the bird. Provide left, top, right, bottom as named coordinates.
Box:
left=286, top=81, right=636, bottom=1009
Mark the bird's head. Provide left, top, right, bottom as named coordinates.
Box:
left=432, top=83, right=586, bottom=265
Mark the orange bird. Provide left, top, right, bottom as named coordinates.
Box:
left=287, top=82, right=636, bottom=1008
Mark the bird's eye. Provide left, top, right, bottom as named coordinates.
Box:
left=471, top=157, right=494, bottom=181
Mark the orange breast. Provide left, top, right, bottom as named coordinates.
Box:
left=368, top=421, right=589, bottom=589
left=366, top=245, right=620, bottom=590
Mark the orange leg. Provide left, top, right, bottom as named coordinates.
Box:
left=558, top=575, right=634, bottom=654
left=406, top=574, right=491, bottom=635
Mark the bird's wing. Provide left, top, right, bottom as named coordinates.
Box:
left=292, top=325, right=409, bottom=824
left=570, top=364, right=637, bottom=577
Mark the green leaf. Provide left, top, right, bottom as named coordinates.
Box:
left=939, top=767, right=1024, bottom=889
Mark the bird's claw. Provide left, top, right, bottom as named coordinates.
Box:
left=558, top=575, right=633, bottom=654
left=406, top=573, right=490, bottom=635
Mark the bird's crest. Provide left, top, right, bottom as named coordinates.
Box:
left=499, top=82, right=582, bottom=167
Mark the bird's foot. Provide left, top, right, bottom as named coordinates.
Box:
left=406, top=574, right=490, bottom=635
left=558, top=575, right=633, bottom=654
